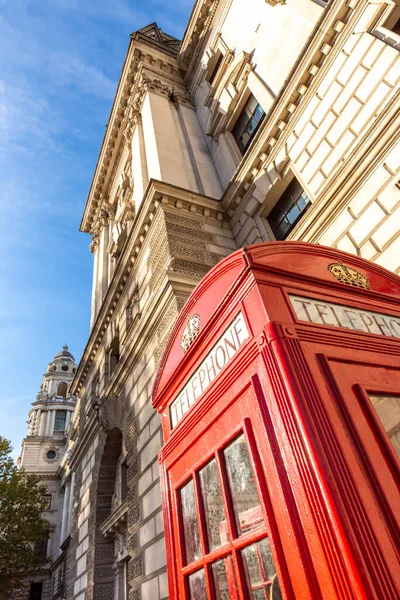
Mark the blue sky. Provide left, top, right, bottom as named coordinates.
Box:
left=0, top=0, right=192, bottom=459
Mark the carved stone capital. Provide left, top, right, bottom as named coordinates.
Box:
left=90, top=234, right=100, bottom=253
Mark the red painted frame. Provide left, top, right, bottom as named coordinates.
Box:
left=153, top=242, right=400, bottom=600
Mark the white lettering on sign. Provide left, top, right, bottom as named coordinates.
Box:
left=290, top=295, right=400, bottom=339
left=170, top=312, right=250, bottom=428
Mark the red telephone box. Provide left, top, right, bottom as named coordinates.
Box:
left=152, top=242, right=400, bottom=600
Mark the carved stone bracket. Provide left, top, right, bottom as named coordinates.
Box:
left=92, top=396, right=114, bottom=433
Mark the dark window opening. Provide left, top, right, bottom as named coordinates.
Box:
left=208, top=53, right=223, bottom=86
left=232, top=94, right=265, bottom=155
left=109, top=336, right=120, bottom=377
left=29, top=582, right=43, bottom=600
left=268, top=178, right=311, bottom=240
left=53, top=411, right=66, bottom=433
left=43, top=494, right=52, bottom=510
left=392, top=17, right=400, bottom=34
left=34, top=538, right=48, bottom=561
left=121, top=460, right=128, bottom=502
left=57, top=382, right=68, bottom=398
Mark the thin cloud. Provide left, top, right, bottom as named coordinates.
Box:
left=0, top=395, right=31, bottom=411
left=50, top=52, right=116, bottom=100
left=0, top=79, right=63, bottom=156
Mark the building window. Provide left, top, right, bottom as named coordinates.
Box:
left=268, top=178, right=311, bottom=240
left=43, top=494, right=52, bottom=510
left=57, top=382, right=68, bottom=398
left=53, top=411, right=66, bottom=433
left=29, top=582, right=43, bottom=600
left=208, top=52, right=223, bottom=86
left=231, top=95, right=265, bottom=155
left=34, top=538, right=48, bottom=561
left=46, top=450, right=57, bottom=460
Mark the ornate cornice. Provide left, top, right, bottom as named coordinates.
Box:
left=80, top=36, right=184, bottom=235
left=71, top=179, right=224, bottom=396
left=179, top=0, right=221, bottom=82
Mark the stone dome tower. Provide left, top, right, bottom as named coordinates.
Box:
left=18, top=346, right=78, bottom=597
left=20, top=345, right=78, bottom=470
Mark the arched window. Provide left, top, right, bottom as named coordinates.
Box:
left=57, top=382, right=68, bottom=398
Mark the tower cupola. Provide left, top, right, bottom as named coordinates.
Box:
left=25, top=345, right=78, bottom=439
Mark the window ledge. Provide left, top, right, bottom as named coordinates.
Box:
left=310, top=0, right=328, bottom=7
left=99, top=498, right=128, bottom=537
left=373, top=26, right=400, bottom=50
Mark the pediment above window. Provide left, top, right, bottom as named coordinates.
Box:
left=205, top=51, right=253, bottom=137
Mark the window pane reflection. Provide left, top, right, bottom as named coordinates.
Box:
left=232, top=95, right=265, bottom=154
left=180, top=479, right=202, bottom=564
left=241, top=538, right=282, bottom=600
left=224, top=435, right=261, bottom=535
left=369, top=394, right=400, bottom=457
left=199, top=459, right=228, bottom=550
left=212, top=558, right=235, bottom=600
left=268, top=178, right=311, bottom=241
left=188, top=569, right=207, bottom=600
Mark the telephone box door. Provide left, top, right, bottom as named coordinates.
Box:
left=168, top=381, right=289, bottom=600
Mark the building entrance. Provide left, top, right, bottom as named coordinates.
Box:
left=152, top=242, right=400, bottom=600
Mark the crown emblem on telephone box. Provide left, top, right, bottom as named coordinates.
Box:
left=328, top=261, right=370, bottom=290
left=181, top=314, right=201, bottom=354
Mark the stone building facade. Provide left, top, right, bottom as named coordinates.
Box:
left=18, top=347, right=78, bottom=600
left=17, top=1, right=399, bottom=600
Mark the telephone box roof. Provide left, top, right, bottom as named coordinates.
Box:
left=152, top=241, right=400, bottom=405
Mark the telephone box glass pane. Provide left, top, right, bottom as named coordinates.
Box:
left=199, top=459, right=228, bottom=550
left=224, top=434, right=261, bottom=535
left=241, top=538, right=281, bottom=599
left=188, top=569, right=207, bottom=600
left=211, top=558, right=233, bottom=600
left=180, top=479, right=202, bottom=564
left=369, top=394, right=400, bottom=457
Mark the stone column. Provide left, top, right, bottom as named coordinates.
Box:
left=39, top=411, right=47, bottom=436
left=113, top=561, right=127, bottom=600
left=28, top=411, right=34, bottom=435
left=90, top=243, right=100, bottom=328
left=99, top=222, right=109, bottom=301
left=46, top=410, right=55, bottom=436
left=35, top=409, right=41, bottom=435
left=65, top=410, right=71, bottom=431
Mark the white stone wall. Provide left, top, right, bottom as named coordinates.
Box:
left=73, top=436, right=99, bottom=600
left=319, top=141, right=400, bottom=273
left=193, top=0, right=326, bottom=187
left=286, top=31, right=399, bottom=197
left=204, top=0, right=400, bottom=276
